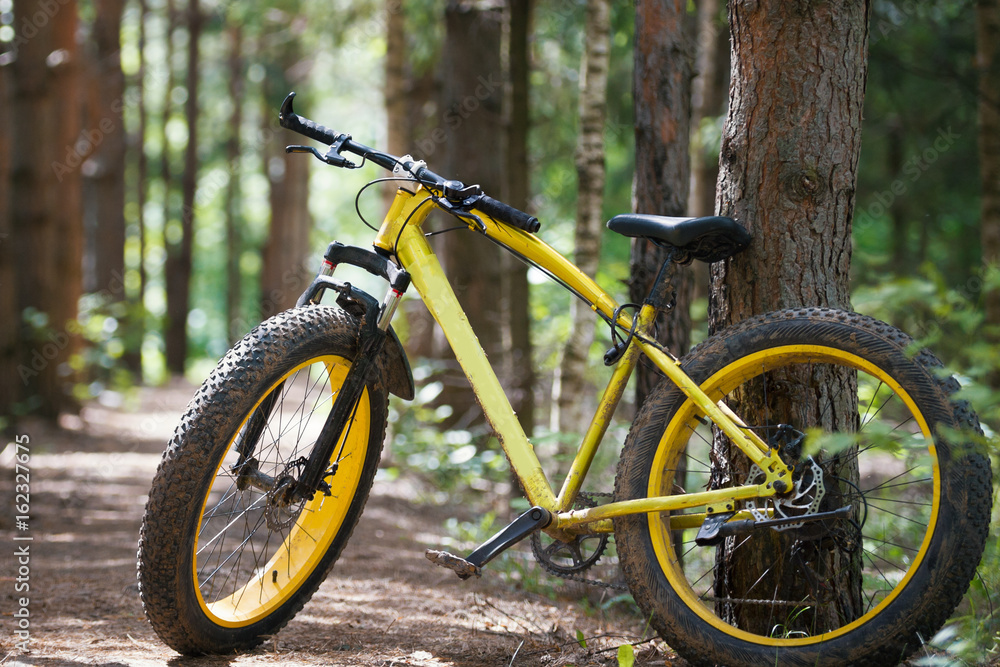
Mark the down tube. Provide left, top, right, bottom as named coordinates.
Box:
left=394, top=225, right=558, bottom=510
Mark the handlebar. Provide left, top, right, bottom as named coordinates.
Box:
left=278, top=92, right=540, bottom=234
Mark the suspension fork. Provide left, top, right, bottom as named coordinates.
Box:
left=287, top=244, right=411, bottom=501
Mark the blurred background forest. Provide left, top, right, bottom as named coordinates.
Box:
left=1, top=0, right=999, bottom=656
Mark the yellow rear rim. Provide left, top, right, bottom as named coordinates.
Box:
left=192, top=355, right=371, bottom=627
left=648, top=345, right=940, bottom=646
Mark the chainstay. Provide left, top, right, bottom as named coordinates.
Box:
left=536, top=492, right=628, bottom=592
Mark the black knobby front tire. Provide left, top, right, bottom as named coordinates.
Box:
left=137, top=306, right=389, bottom=655
left=614, top=308, right=992, bottom=667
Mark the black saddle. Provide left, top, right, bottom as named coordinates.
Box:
left=607, top=214, right=751, bottom=263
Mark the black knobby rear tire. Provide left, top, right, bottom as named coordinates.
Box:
left=614, top=308, right=992, bottom=666
left=137, top=306, right=389, bottom=655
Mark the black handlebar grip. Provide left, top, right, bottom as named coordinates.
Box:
left=476, top=195, right=540, bottom=233
left=279, top=92, right=338, bottom=145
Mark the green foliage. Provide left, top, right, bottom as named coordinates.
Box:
left=616, top=643, right=635, bottom=667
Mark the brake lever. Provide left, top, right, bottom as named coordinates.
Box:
left=285, top=144, right=357, bottom=169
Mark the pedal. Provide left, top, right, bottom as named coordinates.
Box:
left=695, top=511, right=735, bottom=546
left=425, top=506, right=551, bottom=580
left=425, top=550, right=481, bottom=580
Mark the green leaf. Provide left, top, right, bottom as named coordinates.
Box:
left=617, top=643, right=635, bottom=667
left=575, top=629, right=586, bottom=648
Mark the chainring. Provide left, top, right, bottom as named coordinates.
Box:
left=530, top=493, right=609, bottom=577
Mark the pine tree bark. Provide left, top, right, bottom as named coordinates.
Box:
left=10, top=0, right=84, bottom=418
left=504, top=0, right=534, bottom=436
left=556, top=0, right=610, bottom=433
left=260, top=22, right=312, bottom=320
left=164, top=0, right=200, bottom=373
left=631, top=0, right=695, bottom=411
left=434, top=0, right=506, bottom=430
left=224, top=24, right=244, bottom=343
left=709, top=0, right=869, bottom=632
left=979, top=0, right=1000, bottom=346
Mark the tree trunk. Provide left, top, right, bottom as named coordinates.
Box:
left=10, top=0, right=84, bottom=418
left=688, top=0, right=728, bottom=219
left=224, top=24, right=244, bottom=343
left=384, top=0, right=408, bottom=208
left=556, top=0, right=610, bottom=433
left=979, top=0, right=1000, bottom=350
left=159, top=0, right=176, bottom=362
left=128, top=0, right=149, bottom=377
left=260, top=24, right=312, bottom=320
left=631, top=0, right=696, bottom=412
left=504, top=0, right=534, bottom=436
left=435, top=0, right=506, bottom=431
left=164, top=0, right=199, bottom=374
left=90, top=0, right=126, bottom=299
left=0, top=49, right=15, bottom=415
left=709, top=0, right=869, bottom=633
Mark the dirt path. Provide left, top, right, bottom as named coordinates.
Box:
left=0, top=384, right=677, bottom=667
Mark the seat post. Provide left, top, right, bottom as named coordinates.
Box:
left=644, top=246, right=681, bottom=312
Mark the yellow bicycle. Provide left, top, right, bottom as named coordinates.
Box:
left=138, top=93, right=992, bottom=666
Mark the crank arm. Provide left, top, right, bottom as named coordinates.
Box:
left=426, top=506, right=551, bottom=580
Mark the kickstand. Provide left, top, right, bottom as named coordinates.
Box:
left=426, top=506, right=551, bottom=579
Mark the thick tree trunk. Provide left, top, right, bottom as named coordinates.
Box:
left=504, top=0, right=534, bottom=436
left=556, top=0, right=610, bottom=433
left=631, top=0, right=695, bottom=411
left=979, top=0, right=1000, bottom=347
left=164, top=0, right=199, bottom=374
left=260, top=26, right=312, bottom=320
left=710, top=0, right=869, bottom=633
left=435, top=0, right=506, bottom=430
left=10, top=0, right=83, bottom=418
left=224, top=24, right=244, bottom=343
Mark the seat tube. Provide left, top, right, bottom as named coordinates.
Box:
left=393, top=224, right=557, bottom=510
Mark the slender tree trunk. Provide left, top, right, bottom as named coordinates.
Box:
left=0, top=50, right=15, bottom=415
left=91, top=0, right=126, bottom=298
left=260, top=26, right=312, bottom=320
left=160, top=0, right=176, bottom=346
left=384, top=0, right=407, bottom=208
left=128, top=0, right=149, bottom=377
left=435, top=0, right=506, bottom=430
left=10, top=0, right=83, bottom=418
left=710, top=0, right=869, bottom=632
left=556, top=0, right=610, bottom=433
left=979, top=0, right=1000, bottom=350
left=224, top=24, right=244, bottom=343
left=688, top=0, right=727, bottom=219
left=504, top=0, right=534, bottom=436
left=631, top=0, right=696, bottom=411
left=165, top=0, right=200, bottom=373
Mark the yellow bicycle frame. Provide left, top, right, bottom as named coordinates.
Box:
left=372, top=184, right=793, bottom=538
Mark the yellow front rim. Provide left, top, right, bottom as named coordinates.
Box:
left=648, top=345, right=940, bottom=646
left=192, top=355, right=371, bottom=627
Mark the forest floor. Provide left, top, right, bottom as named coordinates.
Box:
left=0, top=383, right=680, bottom=667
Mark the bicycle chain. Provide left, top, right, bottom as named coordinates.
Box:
left=534, top=492, right=628, bottom=592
